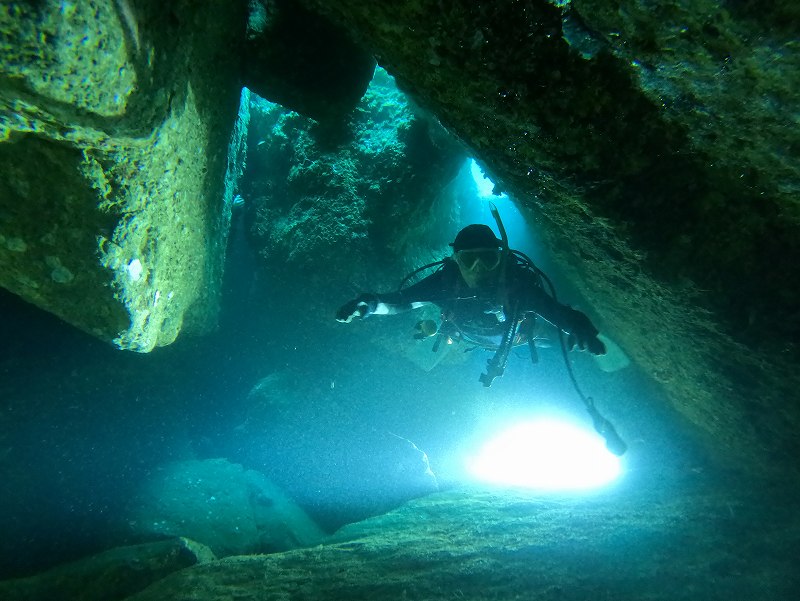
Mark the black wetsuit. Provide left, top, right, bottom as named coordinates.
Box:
left=367, top=257, right=596, bottom=350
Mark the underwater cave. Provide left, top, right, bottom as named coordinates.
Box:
left=1, top=1, right=799, bottom=600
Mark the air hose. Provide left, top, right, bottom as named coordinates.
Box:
left=540, top=267, right=628, bottom=456
left=557, top=330, right=628, bottom=456
left=479, top=300, right=520, bottom=387
left=490, top=204, right=627, bottom=455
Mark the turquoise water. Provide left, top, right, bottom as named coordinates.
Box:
left=2, top=25, right=799, bottom=599
left=0, top=241, right=710, bottom=578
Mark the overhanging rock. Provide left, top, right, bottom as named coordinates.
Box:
left=243, top=0, right=376, bottom=125
left=295, top=0, right=800, bottom=476
left=0, top=0, right=248, bottom=351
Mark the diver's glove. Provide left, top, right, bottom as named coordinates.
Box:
left=335, top=294, right=378, bottom=323
left=564, top=308, right=606, bottom=355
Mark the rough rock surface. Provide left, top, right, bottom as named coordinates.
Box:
left=241, top=67, right=464, bottom=314
left=242, top=0, right=376, bottom=124
left=0, top=0, right=248, bottom=351
left=125, top=458, right=325, bottom=557
left=0, top=537, right=214, bottom=601
left=235, top=372, right=441, bottom=524
left=295, top=0, right=800, bottom=476
left=123, top=485, right=800, bottom=600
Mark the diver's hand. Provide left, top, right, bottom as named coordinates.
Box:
left=335, top=294, right=376, bottom=323
left=565, top=309, right=606, bottom=355
left=567, top=333, right=606, bottom=355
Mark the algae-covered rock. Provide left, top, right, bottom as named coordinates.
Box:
left=294, top=0, right=800, bottom=476
left=0, top=537, right=214, bottom=601
left=123, top=487, right=800, bottom=601
left=241, top=67, right=464, bottom=314
left=0, top=0, right=249, bottom=351
left=125, top=458, right=325, bottom=557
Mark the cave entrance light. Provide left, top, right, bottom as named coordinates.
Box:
left=469, top=159, right=508, bottom=200
left=466, top=417, right=623, bottom=491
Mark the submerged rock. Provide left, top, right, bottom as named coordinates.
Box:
left=243, top=0, right=376, bottom=124
left=123, top=486, right=800, bottom=600
left=241, top=67, right=465, bottom=317
left=294, top=0, right=800, bottom=478
left=0, top=1, right=249, bottom=351
left=234, top=371, right=441, bottom=528
left=0, top=537, right=214, bottom=601
left=125, top=458, right=325, bottom=557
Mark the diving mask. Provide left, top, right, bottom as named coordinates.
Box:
left=455, top=247, right=503, bottom=272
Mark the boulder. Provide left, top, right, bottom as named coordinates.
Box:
left=235, top=372, right=441, bottom=528
left=126, top=458, right=325, bottom=557
left=0, top=537, right=214, bottom=601
left=123, top=486, right=800, bottom=601
left=243, top=0, right=376, bottom=124
left=0, top=0, right=249, bottom=351
left=241, top=67, right=464, bottom=317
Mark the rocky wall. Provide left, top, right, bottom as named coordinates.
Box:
left=0, top=0, right=249, bottom=351
left=296, top=0, right=800, bottom=476
left=241, top=68, right=464, bottom=317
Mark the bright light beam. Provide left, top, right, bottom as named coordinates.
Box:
left=469, top=159, right=507, bottom=199
left=467, top=418, right=622, bottom=491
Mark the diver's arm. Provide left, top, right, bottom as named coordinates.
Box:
left=340, top=292, right=429, bottom=318
left=335, top=269, right=445, bottom=322
left=522, top=283, right=606, bottom=355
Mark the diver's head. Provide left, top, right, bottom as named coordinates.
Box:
left=451, top=224, right=504, bottom=288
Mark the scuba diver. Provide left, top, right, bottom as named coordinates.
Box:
left=336, top=205, right=627, bottom=456
left=336, top=210, right=606, bottom=386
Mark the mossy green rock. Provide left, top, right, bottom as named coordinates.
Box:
left=0, top=0, right=248, bottom=351
left=124, top=487, right=800, bottom=600
left=0, top=537, right=215, bottom=601
left=243, top=68, right=464, bottom=314
left=296, top=0, right=800, bottom=475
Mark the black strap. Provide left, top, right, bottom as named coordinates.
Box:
left=479, top=299, right=520, bottom=387
left=557, top=329, right=627, bottom=455
left=398, top=260, right=446, bottom=290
